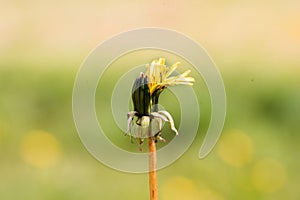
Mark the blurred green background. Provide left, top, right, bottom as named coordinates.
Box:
left=1, top=1, right=300, bottom=199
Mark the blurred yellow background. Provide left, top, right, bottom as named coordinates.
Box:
left=1, top=0, right=300, bottom=199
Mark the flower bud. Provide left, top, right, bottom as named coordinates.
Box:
left=131, top=73, right=151, bottom=117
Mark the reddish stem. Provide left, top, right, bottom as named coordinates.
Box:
left=148, top=137, right=158, bottom=200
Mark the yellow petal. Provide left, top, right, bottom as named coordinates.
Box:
left=175, top=76, right=195, bottom=82
left=151, top=59, right=158, bottom=65
left=181, top=69, right=191, bottom=77
left=158, top=58, right=165, bottom=65
left=165, top=62, right=180, bottom=78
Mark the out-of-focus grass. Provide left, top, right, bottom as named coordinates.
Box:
left=0, top=61, right=300, bottom=199
left=1, top=0, right=300, bottom=199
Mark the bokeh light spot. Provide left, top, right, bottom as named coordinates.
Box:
left=217, top=129, right=253, bottom=167
left=20, top=130, right=61, bottom=169
left=161, top=176, right=200, bottom=200
left=198, top=189, right=224, bottom=200
left=162, top=176, right=223, bottom=200
left=252, top=158, right=287, bottom=193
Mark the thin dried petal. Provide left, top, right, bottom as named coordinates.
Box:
left=151, top=112, right=168, bottom=122
left=126, top=111, right=137, bottom=134
left=158, top=110, right=179, bottom=135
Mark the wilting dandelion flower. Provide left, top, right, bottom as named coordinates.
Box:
left=125, top=58, right=194, bottom=200
left=126, top=58, right=195, bottom=150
